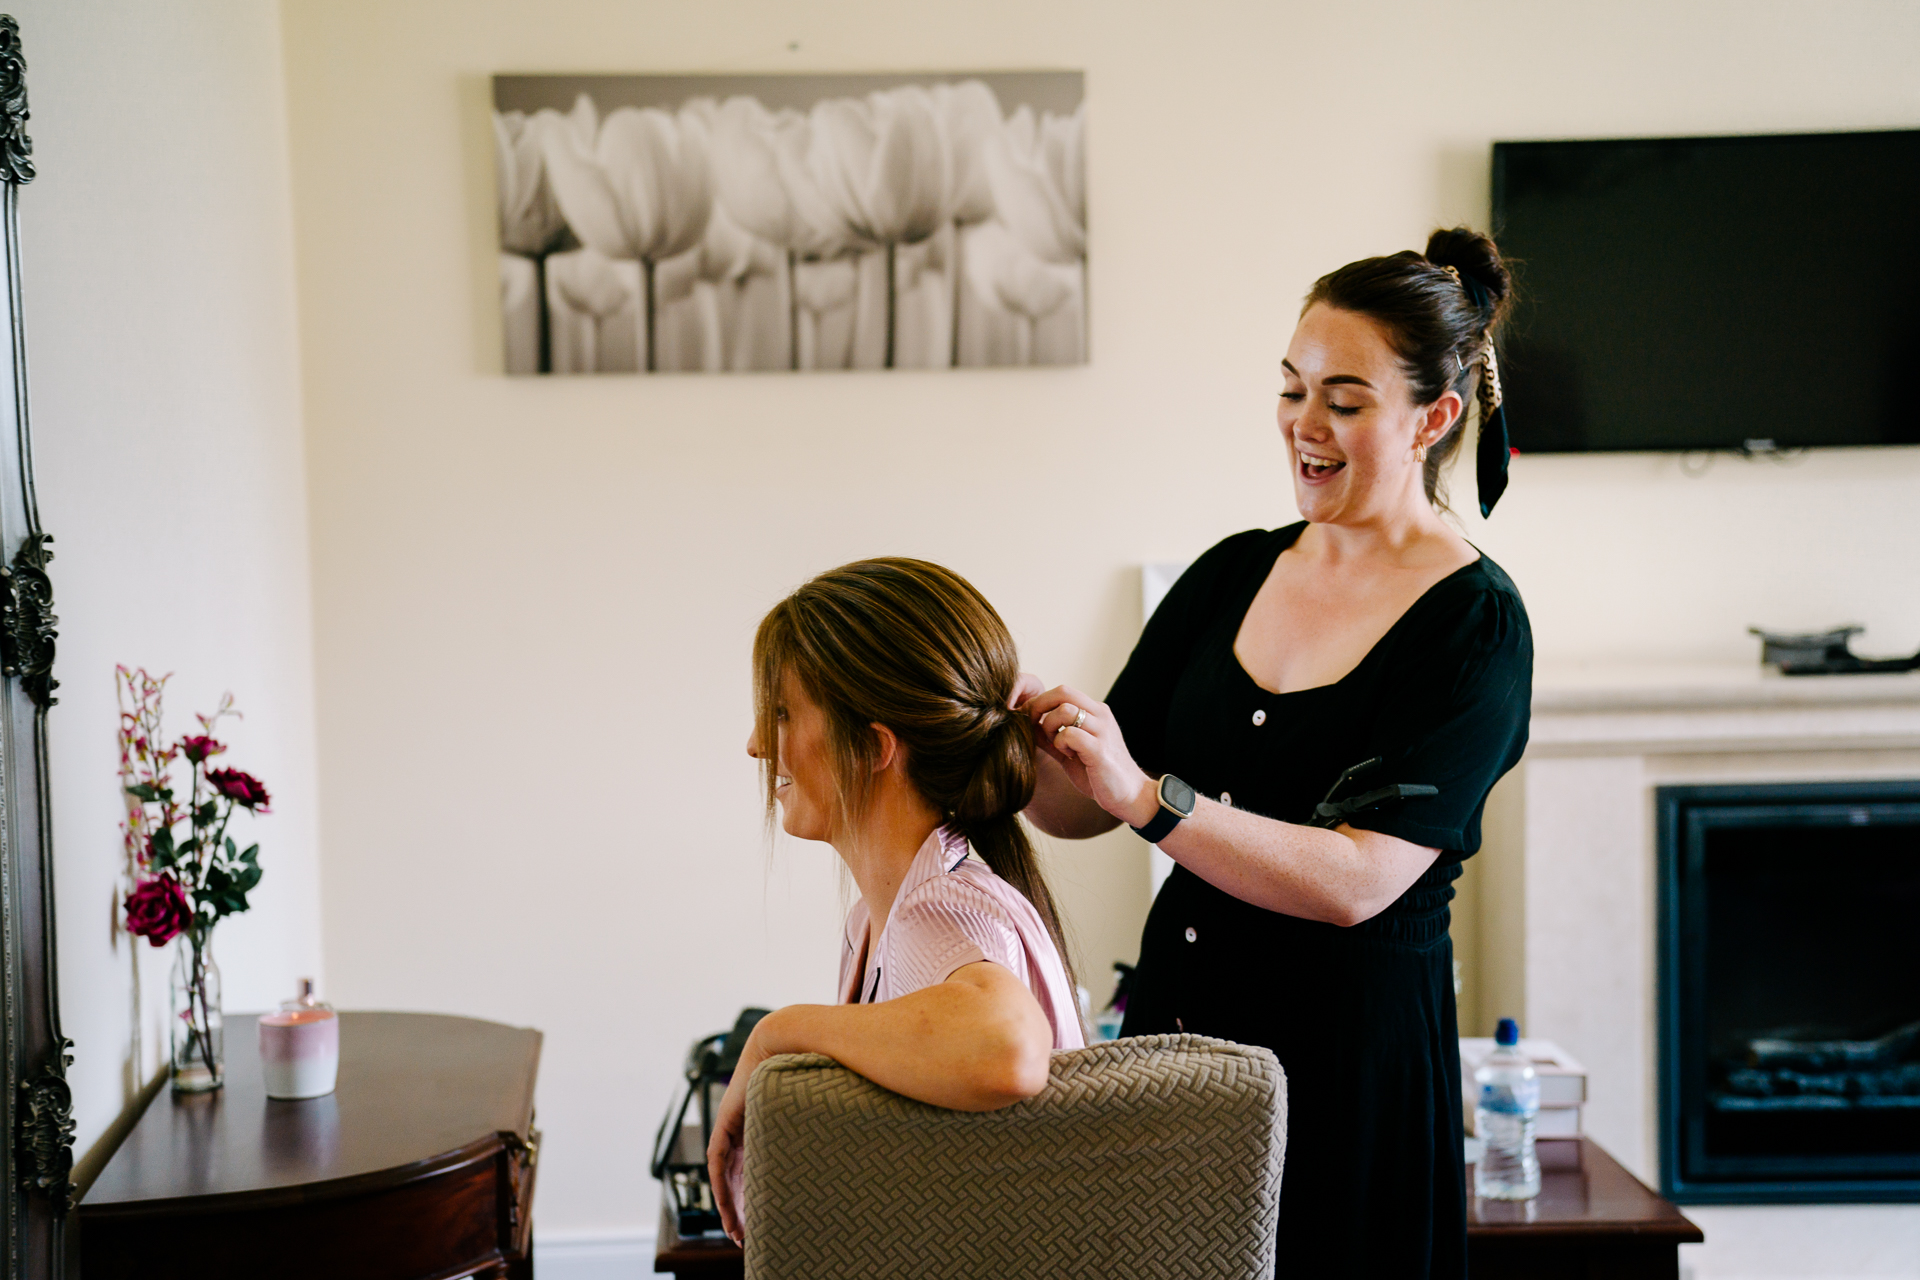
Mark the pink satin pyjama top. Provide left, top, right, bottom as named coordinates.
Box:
left=836, top=825, right=1084, bottom=1050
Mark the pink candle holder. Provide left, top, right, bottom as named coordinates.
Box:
left=259, top=978, right=338, bottom=1099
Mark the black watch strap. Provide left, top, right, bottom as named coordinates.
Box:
left=1133, top=806, right=1183, bottom=844
left=1131, top=775, right=1196, bottom=844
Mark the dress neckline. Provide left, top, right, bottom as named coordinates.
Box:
left=1228, top=523, right=1483, bottom=699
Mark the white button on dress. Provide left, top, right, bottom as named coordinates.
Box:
left=1252, top=709, right=1267, bottom=726
left=1220, top=791, right=1233, bottom=807
left=1184, top=927, right=1198, bottom=943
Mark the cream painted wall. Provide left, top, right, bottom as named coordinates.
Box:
left=279, top=0, right=1920, bottom=1235
left=18, top=0, right=324, bottom=1161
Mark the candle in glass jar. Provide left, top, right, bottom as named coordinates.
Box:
left=259, top=978, right=338, bottom=1099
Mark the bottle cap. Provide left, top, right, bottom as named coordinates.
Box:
left=1495, top=1017, right=1520, bottom=1047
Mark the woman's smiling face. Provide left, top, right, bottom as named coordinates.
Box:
left=1278, top=304, right=1453, bottom=526
left=747, top=670, right=840, bottom=844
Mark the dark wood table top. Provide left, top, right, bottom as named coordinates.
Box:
left=83, top=1011, right=541, bottom=1212
left=1468, top=1137, right=1704, bottom=1243
left=655, top=1192, right=743, bottom=1276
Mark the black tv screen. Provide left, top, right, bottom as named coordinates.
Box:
left=1491, top=129, right=1920, bottom=454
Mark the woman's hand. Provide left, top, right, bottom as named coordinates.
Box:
left=700, top=967, right=1053, bottom=1245
left=1015, top=673, right=1122, bottom=839
left=705, top=1024, right=774, bottom=1245
left=1022, top=684, right=1159, bottom=828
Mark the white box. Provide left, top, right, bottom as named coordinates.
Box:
left=1461, top=1038, right=1587, bottom=1137
left=1460, top=1038, right=1587, bottom=1108
left=1535, top=1105, right=1582, bottom=1138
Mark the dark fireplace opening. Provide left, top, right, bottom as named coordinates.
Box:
left=1658, top=780, right=1920, bottom=1203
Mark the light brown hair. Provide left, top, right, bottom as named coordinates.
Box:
left=752, top=557, right=1077, bottom=994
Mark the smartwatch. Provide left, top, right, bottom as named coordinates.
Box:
left=1131, top=774, right=1197, bottom=844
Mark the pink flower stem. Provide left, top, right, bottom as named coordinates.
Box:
left=189, top=759, right=209, bottom=892
left=187, top=932, right=217, bottom=1080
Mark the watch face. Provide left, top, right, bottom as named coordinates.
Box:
left=1161, top=774, right=1197, bottom=818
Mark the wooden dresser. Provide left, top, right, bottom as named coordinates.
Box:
left=77, top=1012, right=541, bottom=1280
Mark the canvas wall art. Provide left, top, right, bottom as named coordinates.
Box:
left=493, top=72, right=1086, bottom=375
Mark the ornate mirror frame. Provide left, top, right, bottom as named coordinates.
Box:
left=0, top=14, right=72, bottom=1280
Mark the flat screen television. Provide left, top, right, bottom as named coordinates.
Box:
left=1490, top=129, right=1920, bottom=454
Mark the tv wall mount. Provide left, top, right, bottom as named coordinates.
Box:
left=1748, top=625, right=1920, bottom=676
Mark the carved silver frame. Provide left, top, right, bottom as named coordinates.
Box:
left=0, top=15, right=71, bottom=1280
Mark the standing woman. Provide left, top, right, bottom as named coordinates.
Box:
left=1022, top=228, right=1531, bottom=1277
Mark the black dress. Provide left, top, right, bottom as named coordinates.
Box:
left=1112, top=523, right=1532, bottom=1279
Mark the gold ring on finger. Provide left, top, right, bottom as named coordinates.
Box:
left=1073, top=708, right=1088, bottom=730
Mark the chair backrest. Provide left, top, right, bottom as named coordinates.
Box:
left=742, top=1033, right=1286, bottom=1280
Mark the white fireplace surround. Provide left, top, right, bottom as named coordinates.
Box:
left=1483, top=664, right=1920, bottom=1278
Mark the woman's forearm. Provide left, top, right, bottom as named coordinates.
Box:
left=1157, top=798, right=1440, bottom=926
left=1021, top=687, right=1438, bottom=924
left=1024, top=750, right=1120, bottom=839
left=753, top=962, right=1053, bottom=1110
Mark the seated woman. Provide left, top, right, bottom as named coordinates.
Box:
left=705, top=557, right=1085, bottom=1242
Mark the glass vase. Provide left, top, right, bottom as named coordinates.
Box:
left=170, top=932, right=223, bottom=1093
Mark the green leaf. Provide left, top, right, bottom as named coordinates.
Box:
left=240, top=844, right=260, bottom=864
left=234, top=865, right=262, bottom=893
left=225, top=836, right=237, bottom=857
left=195, top=801, right=217, bottom=826
left=126, top=783, right=161, bottom=802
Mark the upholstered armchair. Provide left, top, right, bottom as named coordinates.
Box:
left=742, top=1033, right=1287, bottom=1280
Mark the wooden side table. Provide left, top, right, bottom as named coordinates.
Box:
left=655, top=1190, right=744, bottom=1277
left=1468, top=1137, right=1704, bottom=1278
left=77, top=1012, right=541, bottom=1280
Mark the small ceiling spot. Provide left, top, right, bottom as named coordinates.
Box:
left=788, top=41, right=800, bottom=51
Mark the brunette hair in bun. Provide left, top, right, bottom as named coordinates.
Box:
left=752, top=557, right=1076, bottom=993
left=1304, top=227, right=1515, bottom=510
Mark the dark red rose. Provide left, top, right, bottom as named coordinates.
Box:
left=125, top=875, right=192, bottom=947
left=179, top=735, right=224, bottom=764
left=207, top=768, right=271, bottom=812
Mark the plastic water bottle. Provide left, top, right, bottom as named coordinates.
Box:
left=1474, top=1017, right=1541, bottom=1200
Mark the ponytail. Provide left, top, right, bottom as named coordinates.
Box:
left=950, top=710, right=1079, bottom=998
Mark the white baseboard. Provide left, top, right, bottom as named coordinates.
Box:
left=532, top=1228, right=658, bottom=1280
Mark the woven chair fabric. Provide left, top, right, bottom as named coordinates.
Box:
left=742, top=1033, right=1286, bottom=1280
